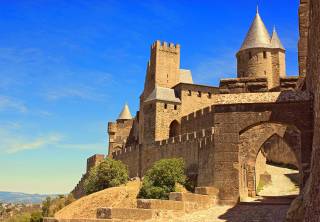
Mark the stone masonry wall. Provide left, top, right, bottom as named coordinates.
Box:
left=304, top=0, right=320, bottom=220
left=108, top=119, right=134, bottom=155
left=155, top=101, right=181, bottom=142
left=263, top=135, right=299, bottom=168
left=237, top=49, right=274, bottom=88
left=298, top=0, right=310, bottom=77
left=72, top=154, right=105, bottom=199
left=212, top=99, right=312, bottom=203
left=112, top=128, right=215, bottom=187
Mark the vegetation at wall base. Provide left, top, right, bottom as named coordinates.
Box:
left=138, top=158, right=187, bottom=199
left=84, top=158, right=129, bottom=195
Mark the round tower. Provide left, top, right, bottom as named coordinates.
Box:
left=236, top=8, right=286, bottom=89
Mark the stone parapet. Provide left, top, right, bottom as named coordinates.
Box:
left=219, top=77, right=268, bottom=94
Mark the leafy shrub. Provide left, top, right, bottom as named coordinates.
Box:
left=138, top=158, right=186, bottom=199
left=84, top=158, right=129, bottom=194
left=30, top=211, right=43, bottom=222
left=41, top=194, right=75, bottom=217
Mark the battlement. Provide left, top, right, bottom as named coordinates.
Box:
left=112, top=144, right=140, bottom=158
left=155, top=127, right=215, bottom=147
left=181, top=105, right=215, bottom=134
left=151, top=40, right=180, bottom=53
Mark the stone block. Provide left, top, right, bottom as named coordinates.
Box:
left=137, top=199, right=184, bottom=211
left=96, top=208, right=154, bottom=220
left=169, top=192, right=213, bottom=203
left=195, top=186, right=219, bottom=196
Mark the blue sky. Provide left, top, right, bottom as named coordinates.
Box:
left=0, top=0, right=299, bottom=194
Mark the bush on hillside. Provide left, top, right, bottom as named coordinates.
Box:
left=41, top=194, right=75, bottom=217
left=138, top=158, right=186, bottom=199
left=84, top=158, right=129, bottom=194
left=30, top=211, right=43, bottom=222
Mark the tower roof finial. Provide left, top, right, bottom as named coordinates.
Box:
left=256, top=5, right=259, bottom=14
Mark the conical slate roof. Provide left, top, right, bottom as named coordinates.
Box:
left=271, top=27, right=285, bottom=50
left=117, top=104, right=132, bottom=120
left=239, top=10, right=272, bottom=51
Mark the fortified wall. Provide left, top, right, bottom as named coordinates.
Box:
left=112, top=127, right=215, bottom=186
left=71, top=6, right=318, bottom=209
left=71, top=154, right=105, bottom=199
left=300, top=0, right=320, bottom=220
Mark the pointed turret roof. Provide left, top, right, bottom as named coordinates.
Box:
left=239, top=9, right=272, bottom=51
left=117, top=103, right=132, bottom=120
left=271, top=27, right=285, bottom=50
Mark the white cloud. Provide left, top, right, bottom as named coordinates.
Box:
left=5, top=134, right=62, bottom=154
left=46, top=87, right=97, bottom=101
left=0, top=96, right=28, bottom=113
left=58, top=143, right=104, bottom=151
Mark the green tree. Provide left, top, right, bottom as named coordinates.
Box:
left=138, top=158, right=186, bottom=199
left=84, top=158, right=129, bottom=194
left=30, top=211, right=42, bottom=222
left=41, top=197, right=51, bottom=217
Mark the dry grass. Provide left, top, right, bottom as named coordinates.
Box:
left=54, top=179, right=141, bottom=219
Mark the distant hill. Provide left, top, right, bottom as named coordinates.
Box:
left=0, top=191, right=58, bottom=204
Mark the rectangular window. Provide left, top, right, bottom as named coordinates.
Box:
left=208, top=92, right=212, bottom=98
left=164, top=104, right=167, bottom=109
left=263, top=51, right=267, bottom=59
left=188, top=90, right=192, bottom=96
left=198, top=91, right=202, bottom=97
left=249, top=52, right=252, bottom=59
left=174, top=105, right=177, bottom=110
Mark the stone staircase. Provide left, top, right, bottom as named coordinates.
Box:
left=44, top=187, right=219, bottom=222
left=95, top=187, right=218, bottom=221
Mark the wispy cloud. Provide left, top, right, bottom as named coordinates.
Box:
left=45, top=86, right=106, bottom=101
left=5, top=134, right=62, bottom=154
left=59, top=143, right=104, bottom=150
left=0, top=96, right=28, bottom=113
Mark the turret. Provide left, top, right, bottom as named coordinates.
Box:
left=117, top=103, right=133, bottom=122
left=107, top=104, right=134, bottom=156
left=271, top=27, right=286, bottom=78
left=236, top=8, right=286, bottom=89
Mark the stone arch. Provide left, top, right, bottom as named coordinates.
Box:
left=238, top=122, right=301, bottom=198
left=169, top=120, right=180, bottom=137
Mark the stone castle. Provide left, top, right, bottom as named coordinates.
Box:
left=71, top=5, right=318, bottom=215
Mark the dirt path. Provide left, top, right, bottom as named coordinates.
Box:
left=258, top=164, right=299, bottom=196
left=150, top=203, right=290, bottom=222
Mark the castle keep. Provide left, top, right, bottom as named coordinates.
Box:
left=72, top=10, right=314, bottom=205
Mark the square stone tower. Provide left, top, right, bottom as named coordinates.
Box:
left=139, top=41, right=182, bottom=145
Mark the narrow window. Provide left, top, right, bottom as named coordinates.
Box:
left=188, top=90, right=192, bottom=96
left=164, top=104, right=167, bottom=109
left=249, top=51, right=252, bottom=59
left=264, top=71, right=267, bottom=76
left=198, top=91, right=202, bottom=97
left=174, top=105, right=177, bottom=110
left=263, top=51, right=267, bottom=59
left=208, top=92, right=212, bottom=98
